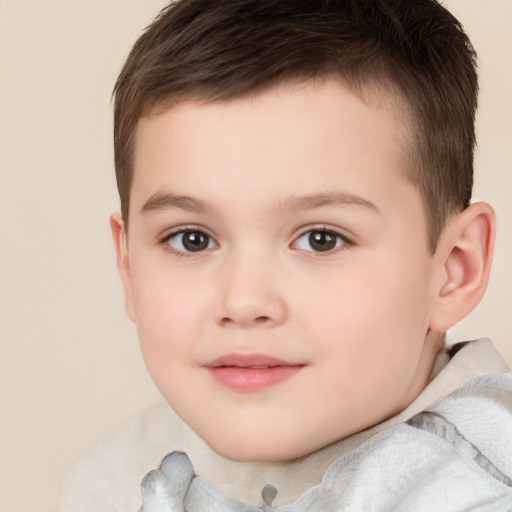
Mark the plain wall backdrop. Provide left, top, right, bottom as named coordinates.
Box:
left=0, top=1, right=510, bottom=511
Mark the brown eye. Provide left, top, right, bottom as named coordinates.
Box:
left=309, top=231, right=337, bottom=251
left=294, top=229, right=347, bottom=253
left=167, top=230, right=216, bottom=253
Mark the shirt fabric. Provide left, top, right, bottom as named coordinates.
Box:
left=60, top=339, right=512, bottom=511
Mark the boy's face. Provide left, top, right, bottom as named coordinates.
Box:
left=117, top=80, right=443, bottom=461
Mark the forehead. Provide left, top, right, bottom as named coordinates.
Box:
left=130, top=79, right=416, bottom=221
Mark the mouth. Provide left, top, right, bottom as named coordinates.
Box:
left=204, top=354, right=305, bottom=392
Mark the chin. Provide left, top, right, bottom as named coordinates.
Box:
left=211, top=439, right=284, bottom=462
left=205, top=431, right=318, bottom=463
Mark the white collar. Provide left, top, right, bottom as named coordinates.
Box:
left=173, top=339, right=508, bottom=507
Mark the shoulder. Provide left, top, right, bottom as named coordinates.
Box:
left=426, top=370, right=512, bottom=480
left=306, top=352, right=512, bottom=511
left=411, top=339, right=512, bottom=464
left=60, top=400, right=182, bottom=512
left=428, top=340, right=512, bottom=464
left=405, top=345, right=512, bottom=507
left=306, top=402, right=512, bottom=511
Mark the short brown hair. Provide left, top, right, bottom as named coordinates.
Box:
left=113, top=0, right=478, bottom=252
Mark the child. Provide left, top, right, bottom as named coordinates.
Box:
left=60, top=0, right=512, bottom=510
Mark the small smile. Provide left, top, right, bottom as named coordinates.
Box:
left=204, top=354, right=305, bottom=392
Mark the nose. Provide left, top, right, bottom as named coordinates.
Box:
left=213, top=253, right=287, bottom=328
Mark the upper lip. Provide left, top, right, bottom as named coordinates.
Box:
left=204, top=353, right=302, bottom=368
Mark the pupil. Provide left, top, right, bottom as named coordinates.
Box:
left=309, top=231, right=336, bottom=251
left=183, top=231, right=208, bottom=252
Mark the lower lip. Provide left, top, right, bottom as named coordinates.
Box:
left=207, top=365, right=303, bottom=391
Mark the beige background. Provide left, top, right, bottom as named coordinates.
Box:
left=0, top=1, right=510, bottom=511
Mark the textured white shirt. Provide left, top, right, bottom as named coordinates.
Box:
left=60, top=339, right=512, bottom=511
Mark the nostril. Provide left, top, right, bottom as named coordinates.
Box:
left=255, top=316, right=271, bottom=324
left=220, top=315, right=271, bottom=327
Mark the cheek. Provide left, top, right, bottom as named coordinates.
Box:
left=305, top=267, right=432, bottom=424
left=300, top=256, right=432, bottom=369
left=129, top=262, right=207, bottom=374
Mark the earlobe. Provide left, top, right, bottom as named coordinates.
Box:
left=429, top=202, right=495, bottom=332
left=109, top=212, right=136, bottom=322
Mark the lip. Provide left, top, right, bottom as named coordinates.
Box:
left=204, top=353, right=305, bottom=392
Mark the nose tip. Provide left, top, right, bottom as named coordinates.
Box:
left=219, top=312, right=275, bottom=328
left=216, top=298, right=286, bottom=328
left=213, top=261, right=287, bottom=328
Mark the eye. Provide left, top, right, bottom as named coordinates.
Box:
left=293, top=229, right=348, bottom=253
left=165, top=229, right=217, bottom=253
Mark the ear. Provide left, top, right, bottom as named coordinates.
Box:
left=429, top=202, right=495, bottom=332
left=110, top=212, right=136, bottom=322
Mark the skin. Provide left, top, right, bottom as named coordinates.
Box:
left=111, top=80, right=494, bottom=462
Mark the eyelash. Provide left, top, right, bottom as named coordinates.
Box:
left=159, top=226, right=353, bottom=257
left=160, top=227, right=218, bottom=257
left=292, top=227, right=352, bottom=255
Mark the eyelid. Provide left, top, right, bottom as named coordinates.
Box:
left=291, top=225, right=354, bottom=253
left=159, top=223, right=216, bottom=240
left=159, top=225, right=219, bottom=255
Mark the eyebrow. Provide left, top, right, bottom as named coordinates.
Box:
left=141, top=193, right=209, bottom=215
left=140, top=191, right=379, bottom=216
left=277, top=192, right=379, bottom=214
